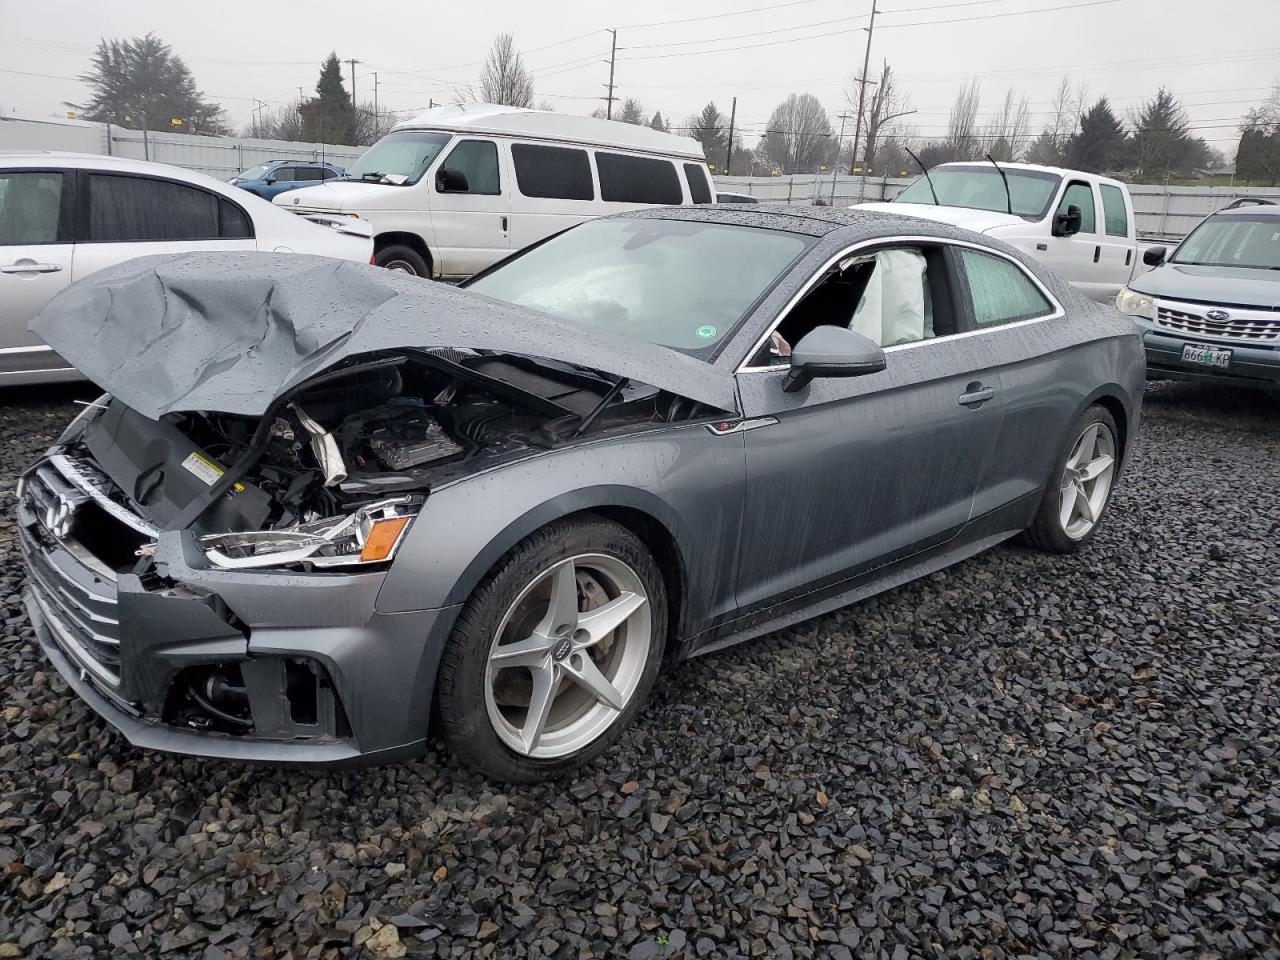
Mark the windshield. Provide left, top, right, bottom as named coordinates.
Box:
left=345, top=131, right=452, bottom=185
left=236, top=163, right=271, bottom=182
left=466, top=218, right=813, bottom=358
left=895, top=165, right=1062, bottom=220
left=1173, top=213, right=1280, bottom=270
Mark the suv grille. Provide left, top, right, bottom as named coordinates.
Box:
left=1155, top=303, right=1280, bottom=342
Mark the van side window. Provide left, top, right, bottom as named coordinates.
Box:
left=1099, top=184, right=1128, bottom=237
left=437, top=140, right=501, bottom=195
left=596, top=153, right=682, bottom=205
left=1056, top=181, right=1096, bottom=234
left=511, top=144, right=593, bottom=200
left=683, top=163, right=712, bottom=204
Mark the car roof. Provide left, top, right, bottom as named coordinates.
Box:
left=621, top=203, right=962, bottom=238
left=393, top=102, right=706, bottom=160
left=1212, top=201, right=1280, bottom=217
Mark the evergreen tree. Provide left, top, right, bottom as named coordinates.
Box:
left=1067, top=97, right=1128, bottom=173
left=300, top=53, right=357, bottom=145
left=687, top=103, right=728, bottom=166
left=79, top=33, right=226, bottom=134
left=619, top=98, right=645, bottom=125
left=1235, top=83, right=1280, bottom=183
left=648, top=111, right=667, bottom=133
left=1130, top=88, right=1209, bottom=181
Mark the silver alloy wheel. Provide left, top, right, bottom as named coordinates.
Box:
left=382, top=259, right=418, bottom=275
left=484, top=554, right=652, bottom=759
left=1059, top=420, right=1116, bottom=540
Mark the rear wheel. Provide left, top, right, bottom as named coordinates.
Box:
left=435, top=518, right=667, bottom=783
left=1024, top=405, right=1120, bottom=553
left=374, top=244, right=429, bottom=276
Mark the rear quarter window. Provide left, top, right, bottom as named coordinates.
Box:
left=596, top=152, right=682, bottom=205
left=683, top=163, right=712, bottom=204
left=511, top=144, right=594, bottom=201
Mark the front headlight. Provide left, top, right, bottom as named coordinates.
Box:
left=198, top=497, right=418, bottom=570
left=1115, top=287, right=1155, bottom=320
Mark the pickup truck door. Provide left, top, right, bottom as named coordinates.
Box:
left=1042, top=179, right=1111, bottom=302
left=1095, top=182, right=1136, bottom=298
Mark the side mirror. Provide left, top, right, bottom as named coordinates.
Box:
left=1142, top=245, right=1168, bottom=267
left=1052, top=203, right=1083, bottom=238
left=262, top=174, right=276, bottom=184
left=783, top=325, right=886, bottom=393
left=436, top=168, right=469, bottom=192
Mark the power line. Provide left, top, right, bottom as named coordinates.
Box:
left=880, top=0, right=1123, bottom=28
left=617, top=0, right=828, bottom=31
left=619, top=13, right=870, bottom=52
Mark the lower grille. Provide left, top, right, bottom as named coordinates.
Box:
left=1155, top=303, right=1280, bottom=342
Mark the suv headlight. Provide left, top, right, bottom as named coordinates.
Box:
left=1115, top=287, right=1155, bottom=320
left=198, top=497, right=418, bottom=570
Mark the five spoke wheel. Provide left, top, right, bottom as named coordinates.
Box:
left=1059, top=420, right=1116, bottom=540
left=484, top=554, right=652, bottom=759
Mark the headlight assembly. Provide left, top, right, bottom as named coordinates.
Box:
left=1115, top=287, right=1155, bottom=320
left=198, top=497, right=418, bottom=570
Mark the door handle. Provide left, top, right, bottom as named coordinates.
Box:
left=501, top=215, right=508, bottom=232
left=1093, top=245, right=1101, bottom=263
left=1, top=262, right=63, bottom=275
left=957, top=385, right=995, bottom=407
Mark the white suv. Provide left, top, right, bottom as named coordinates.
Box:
left=0, top=152, right=373, bottom=386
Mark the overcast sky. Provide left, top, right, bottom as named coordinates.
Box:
left=1, top=0, right=1276, bottom=151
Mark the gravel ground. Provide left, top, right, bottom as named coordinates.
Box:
left=1, top=381, right=1277, bottom=960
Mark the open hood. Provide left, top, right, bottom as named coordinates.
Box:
left=855, top=201, right=1028, bottom=234
left=30, top=252, right=737, bottom=419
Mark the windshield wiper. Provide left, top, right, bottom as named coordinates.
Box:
left=354, top=172, right=387, bottom=182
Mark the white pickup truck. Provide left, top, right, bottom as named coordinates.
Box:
left=857, top=162, right=1138, bottom=303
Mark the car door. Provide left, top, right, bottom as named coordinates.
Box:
left=262, top=166, right=297, bottom=200
left=1097, top=183, right=1136, bottom=296
left=73, top=172, right=258, bottom=282
left=0, top=169, right=76, bottom=380
left=948, top=244, right=1090, bottom=519
left=430, top=138, right=510, bottom=278
left=732, top=242, right=1007, bottom=614
left=1043, top=179, right=1106, bottom=300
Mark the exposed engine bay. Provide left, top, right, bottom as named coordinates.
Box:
left=63, top=349, right=706, bottom=572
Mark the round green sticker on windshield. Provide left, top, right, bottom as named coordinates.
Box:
left=695, top=325, right=717, bottom=340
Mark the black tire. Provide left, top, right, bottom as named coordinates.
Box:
left=435, top=517, right=668, bottom=783
left=1023, top=404, right=1121, bottom=554
left=374, top=244, right=429, bottom=277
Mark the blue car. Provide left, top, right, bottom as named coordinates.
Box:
left=229, top=160, right=345, bottom=200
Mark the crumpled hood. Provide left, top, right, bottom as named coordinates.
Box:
left=30, top=252, right=737, bottom=419
left=855, top=201, right=1028, bottom=234
left=1129, top=261, right=1280, bottom=308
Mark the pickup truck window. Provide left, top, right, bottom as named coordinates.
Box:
left=1057, top=182, right=1097, bottom=234
left=1100, top=185, right=1128, bottom=237
left=894, top=165, right=1060, bottom=220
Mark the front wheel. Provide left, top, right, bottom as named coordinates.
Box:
left=1023, top=405, right=1121, bottom=553
left=374, top=244, right=429, bottom=276
left=435, top=518, right=667, bottom=783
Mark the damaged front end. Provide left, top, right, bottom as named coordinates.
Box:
left=19, top=347, right=706, bottom=762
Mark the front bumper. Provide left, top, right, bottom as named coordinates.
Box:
left=18, top=458, right=460, bottom=766
left=1136, top=319, right=1280, bottom=387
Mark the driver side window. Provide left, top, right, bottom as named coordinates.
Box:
left=1056, top=181, right=1096, bottom=234
left=754, top=244, right=952, bottom=365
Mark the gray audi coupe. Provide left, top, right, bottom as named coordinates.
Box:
left=19, top=207, right=1144, bottom=782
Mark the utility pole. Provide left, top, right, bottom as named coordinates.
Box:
left=831, top=113, right=852, bottom=203
left=604, top=29, right=617, bottom=119
left=346, top=58, right=361, bottom=106
left=373, top=72, right=379, bottom=134
left=851, top=0, right=878, bottom=200
left=723, top=96, right=737, bottom=175
left=252, top=98, right=269, bottom=139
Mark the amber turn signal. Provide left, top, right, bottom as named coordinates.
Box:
left=359, top=516, right=411, bottom=562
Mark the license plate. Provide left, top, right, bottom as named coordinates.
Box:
left=1181, top=343, right=1231, bottom=368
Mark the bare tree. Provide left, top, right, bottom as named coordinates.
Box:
left=945, top=78, right=983, bottom=161
left=983, top=88, right=1032, bottom=161
left=846, top=61, right=914, bottom=175
left=763, top=93, right=834, bottom=174
left=477, top=33, right=534, bottom=107
left=536, top=99, right=556, bottom=112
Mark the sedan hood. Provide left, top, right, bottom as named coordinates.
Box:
left=30, top=252, right=737, bottom=419
left=855, top=202, right=1028, bottom=234
left=1129, top=261, right=1280, bottom=308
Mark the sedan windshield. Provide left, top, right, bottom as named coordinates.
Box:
left=1173, top=214, right=1280, bottom=270
left=466, top=218, right=813, bottom=358
left=895, top=165, right=1062, bottom=220
left=345, top=131, right=452, bottom=185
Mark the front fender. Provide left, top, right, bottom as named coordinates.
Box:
left=374, top=424, right=745, bottom=633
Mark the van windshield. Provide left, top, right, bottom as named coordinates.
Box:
left=895, top=165, right=1062, bottom=220
left=346, top=131, right=452, bottom=185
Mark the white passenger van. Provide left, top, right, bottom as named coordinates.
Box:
left=275, top=103, right=716, bottom=280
